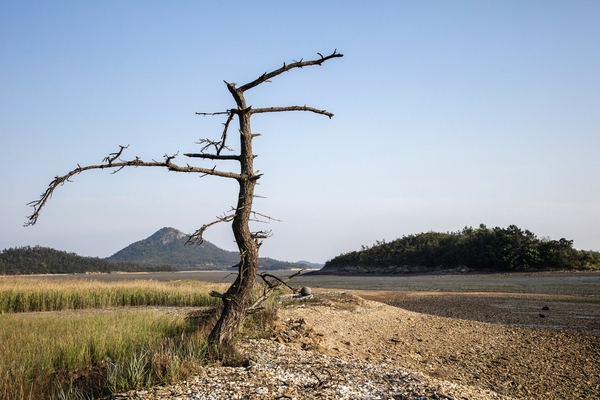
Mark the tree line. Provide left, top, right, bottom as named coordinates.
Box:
left=0, top=246, right=175, bottom=275
left=325, top=225, right=600, bottom=272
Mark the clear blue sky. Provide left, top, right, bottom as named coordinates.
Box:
left=1, top=1, right=599, bottom=264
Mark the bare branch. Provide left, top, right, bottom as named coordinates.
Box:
left=167, top=162, right=239, bottom=178
left=260, top=270, right=303, bottom=291
left=224, top=80, right=245, bottom=109
left=186, top=213, right=236, bottom=246
left=195, top=138, right=234, bottom=154
left=246, top=269, right=305, bottom=314
left=103, top=144, right=129, bottom=165
left=164, top=151, right=179, bottom=163
left=251, top=211, right=282, bottom=223
left=194, top=110, right=237, bottom=156
left=251, top=230, right=272, bottom=239
left=250, top=105, right=334, bottom=119
left=195, top=110, right=235, bottom=116
left=218, top=111, right=236, bottom=155
left=184, top=153, right=241, bottom=161
left=239, top=50, right=343, bottom=92
left=25, top=147, right=240, bottom=227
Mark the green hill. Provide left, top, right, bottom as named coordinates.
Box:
left=0, top=246, right=173, bottom=275
left=105, top=227, right=304, bottom=270
left=319, top=224, right=600, bottom=275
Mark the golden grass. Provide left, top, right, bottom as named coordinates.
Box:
left=0, top=278, right=228, bottom=313
left=0, top=278, right=233, bottom=399
left=0, top=278, right=282, bottom=399
left=0, top=309, right=203, bottom=399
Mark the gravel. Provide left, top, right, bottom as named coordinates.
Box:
left=110, top=339, right=510, bottom=400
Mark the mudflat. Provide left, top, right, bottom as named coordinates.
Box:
left=277, top=290, right=599, bottom=399
left=20, top=269, right=600, bottom=295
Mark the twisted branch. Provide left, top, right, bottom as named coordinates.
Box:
left=186, top=213, right=236, bottom=246
left=102, top=144, right=129, bottom=165
left=246, top=269, right=304, bottom=314
left=25, top=147, right=240, bottom=227
left=239, top=50, right=343, bottom=92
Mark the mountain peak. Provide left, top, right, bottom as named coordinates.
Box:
left=148, top=227, right=188, bottom=245
left=106, top=227, right=304, bottom=271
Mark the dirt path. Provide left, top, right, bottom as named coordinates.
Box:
left=277, top=291, right=600, bottom=399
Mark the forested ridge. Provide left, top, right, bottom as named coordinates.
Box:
left=0, top=246, right=174, bottom=275
left=323, top=225, right=600, bottom=273
left=0, top=227, right=304, bottom=275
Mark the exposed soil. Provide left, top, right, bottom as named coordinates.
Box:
left=276, top=291, right=600, bottom=399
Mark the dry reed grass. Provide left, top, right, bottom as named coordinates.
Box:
left=0, top=278, right=228, bottom=313
left=0, top=278, right=281, bottom=399
left=0, top=309, right=206, bottom=399
left=0, top=278, right=234, bottom=399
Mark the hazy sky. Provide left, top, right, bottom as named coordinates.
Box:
left=1, top=1, right=599, bottom=264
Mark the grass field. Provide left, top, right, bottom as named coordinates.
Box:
left=0, top=278, right=229, bottom=313
left=0, top=278, right=235, bottom=400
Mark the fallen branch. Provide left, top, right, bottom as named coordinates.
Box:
left=246, top=269, right=305, bottom=315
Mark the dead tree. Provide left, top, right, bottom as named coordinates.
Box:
left=26, top=50, right=343, bottom=357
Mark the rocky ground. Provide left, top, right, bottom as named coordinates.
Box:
left=110, top=290, right=599, bottom=399
left=276, top=291, right=600, bottom=399
left=111, top=339, right=508, bottom=399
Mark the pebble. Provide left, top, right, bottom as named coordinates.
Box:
left=108, top=339, right=511, bottom=400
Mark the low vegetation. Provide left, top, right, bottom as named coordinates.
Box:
left=1, top=310, right=207, bottom=399
left=324, top=224, right=600, bottom=272
left=0, top=246, right=174, bottom=275
left=0, top=278, right=226, bottom=313
left=0, top=278, right=276, bottom=399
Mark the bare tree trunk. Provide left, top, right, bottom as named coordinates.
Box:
left=207, top=52, right=345, bottom=356
left=207, top=97, right=259, bottom=356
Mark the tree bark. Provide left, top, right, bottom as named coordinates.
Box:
left=207, top=92, right=259, bottom=356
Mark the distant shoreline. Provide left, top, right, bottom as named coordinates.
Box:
left=0, top=269, right=318, bottom=282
